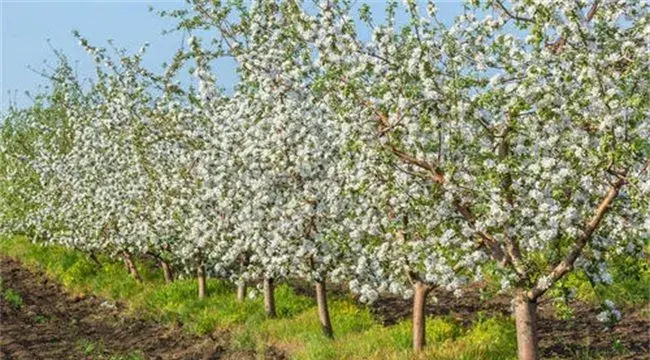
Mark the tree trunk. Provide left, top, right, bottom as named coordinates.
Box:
left=123, top=256, right=130, bottom=272
left=236, top=281, right=247, bottom=302
left=130, top=263, right=142, bottom=282
left=315, top=280, right=333, bottom=339
left=412, top=281, right=431, bottom=352
left=123, top=252, right=142, bottom=283
left=161, top=260, right=173, bottom=284
left=88, top=252, right=101, bottom=267
left=514, top=291, right=539, bottom=360
left=264, top=277, right=276, bottom=318
left=197, top=263, right=206, bottom=300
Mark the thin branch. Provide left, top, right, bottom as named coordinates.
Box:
left=493, top=0, right=533, bottom=23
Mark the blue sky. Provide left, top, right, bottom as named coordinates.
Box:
left=1, top=0, right=464, bottom=112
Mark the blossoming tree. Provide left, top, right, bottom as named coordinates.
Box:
left=2, top=1, right=647, bottom=359
left=305, top=1, right=649, bottom=358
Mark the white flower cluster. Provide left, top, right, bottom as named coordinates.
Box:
left=596, top=299, right=621, bottom=326
left=1, top=0, right=647, bottom=326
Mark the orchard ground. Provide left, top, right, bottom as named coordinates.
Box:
left=0, top=236, right=648, bottom=360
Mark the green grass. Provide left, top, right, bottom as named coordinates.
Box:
left=5, top=235, right=645, bottom=359
left=76, top=338, right=145, bottom=360
left=0, top=274, right=24, bottom=309
left=0, top=235, right=522, bottom=359
left=556, top=266, right=650, bottom=307
left=2, top=235, right=647, bottom=359
left=2, top=288, right=23, bottom=309
left=12, top=235, right=631, bottom=360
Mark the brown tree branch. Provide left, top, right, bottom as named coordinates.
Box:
left=359, top=99, right=512, bottom=270
left=528, top=177, right=625, bottom=300
left=498, top=116, right=526, bottom=277
left=493, top=0, right=533, bottom=23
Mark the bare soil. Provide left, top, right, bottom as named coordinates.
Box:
left=0, top=256, right=283, bottom=360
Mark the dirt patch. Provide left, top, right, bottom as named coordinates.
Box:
left=368, top=284, right=650, bottom=359
left=536, top=302, right=649, bottom=360
left=0, top=256, right=284, bottom=360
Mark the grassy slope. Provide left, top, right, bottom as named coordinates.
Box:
left=1, top=236, right=647, bottom=359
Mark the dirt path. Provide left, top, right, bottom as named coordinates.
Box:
left=0, top=256, right=262, bottom=360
